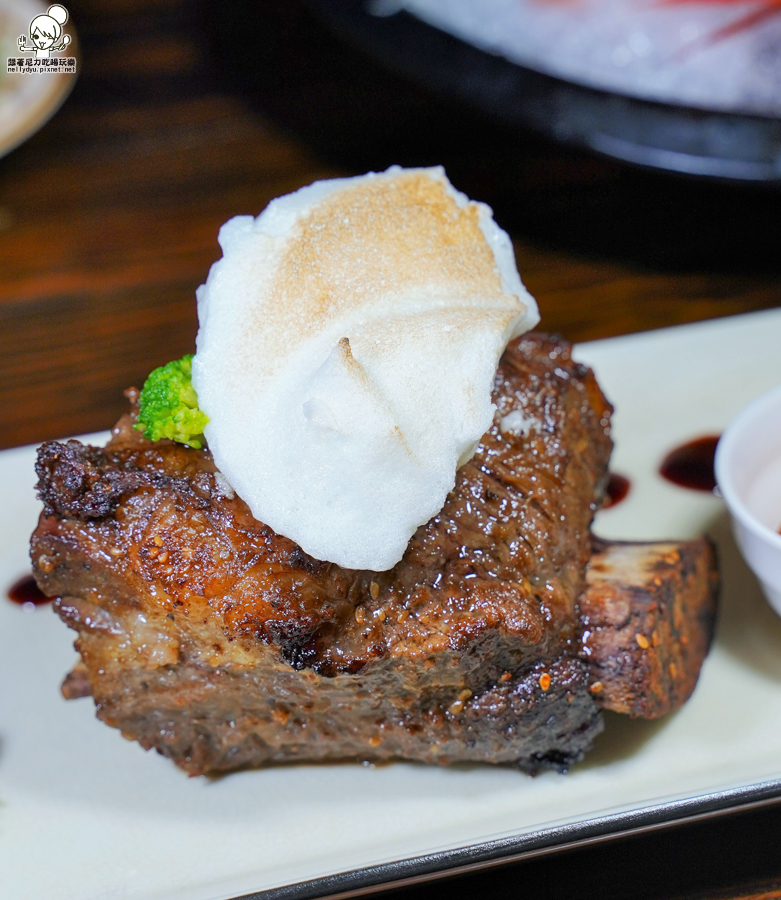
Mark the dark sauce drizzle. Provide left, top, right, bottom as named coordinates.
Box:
left=7, top=574, right=50, bottom=606
left=603, top=473, right=631, bottom=509
left=659, top=435, right=720, bottom=492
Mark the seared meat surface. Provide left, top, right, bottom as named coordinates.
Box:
left=31, top=334, right=717, bottom=775
left=582, top=539, right=718, bottom=719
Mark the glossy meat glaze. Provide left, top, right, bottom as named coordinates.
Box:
left=32, top=334, right=616, bottom=773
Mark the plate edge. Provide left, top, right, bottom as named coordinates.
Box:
left=235, top=780, right=781, bottom=900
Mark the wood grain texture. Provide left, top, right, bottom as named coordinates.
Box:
left=723, top=891, right=781, bottom=900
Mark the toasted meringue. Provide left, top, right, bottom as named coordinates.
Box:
left=192, top=167, right=539, bottom=570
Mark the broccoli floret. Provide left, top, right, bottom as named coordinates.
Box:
left=136, top=354, right=209, bottom=449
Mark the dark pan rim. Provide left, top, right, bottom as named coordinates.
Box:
left=306, top=0, right=781, bottom=182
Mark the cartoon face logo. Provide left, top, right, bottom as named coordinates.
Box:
left=18, top=5, right=71, bottom=58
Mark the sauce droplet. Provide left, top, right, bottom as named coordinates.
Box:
left=7, top=574, right=51, bottom=606
left=603, top=473, right=631, bottom=509
left=660, top=435, right=720, bottom=492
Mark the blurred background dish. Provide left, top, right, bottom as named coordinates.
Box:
left=0, top=0, right=77, bottom=159
left=398, top=0, right=781, bottom=116
left=305, top=0, right=781, bottom=180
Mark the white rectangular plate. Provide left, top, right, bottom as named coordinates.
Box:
left=4, top=309, right=781, bottom=900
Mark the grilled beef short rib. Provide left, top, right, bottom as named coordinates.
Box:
left=31, top=334, right=718, bottom=775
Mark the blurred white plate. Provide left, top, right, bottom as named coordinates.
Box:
left=0, top=0, right=77, bottom=158
left=2, top=309, right=781, bottom=900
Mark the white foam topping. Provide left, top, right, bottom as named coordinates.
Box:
left=192, top=167, right=539, bottom=570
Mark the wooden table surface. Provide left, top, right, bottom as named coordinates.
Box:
left=2, top=1, right=781, bottom=898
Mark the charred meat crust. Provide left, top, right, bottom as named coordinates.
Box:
left=33, top=334, right=612, bottom=672
left=86, top=653, right=603, bottom=776
left=28, top=333, right=713, bottom=775
left=49, top=538, right=718, bottom=774
left=35, top=440, right=156, bottom=520
left=582, top=538, right=719, bottom=718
